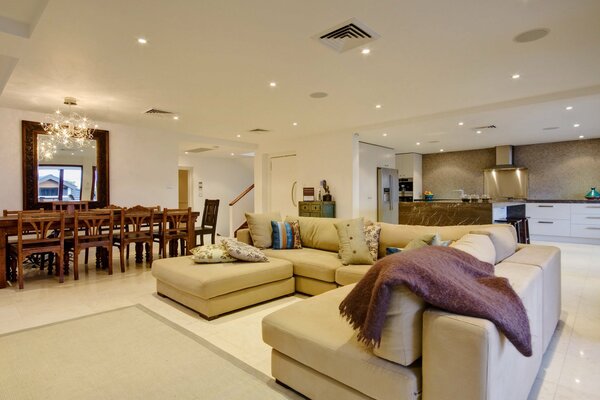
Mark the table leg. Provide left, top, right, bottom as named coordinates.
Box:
left=135, top=243, right=143, bottom=263
left=0, top=228, right=7, bottom=288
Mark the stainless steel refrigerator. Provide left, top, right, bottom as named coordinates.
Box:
left=377, top=167, right=399, bottom=223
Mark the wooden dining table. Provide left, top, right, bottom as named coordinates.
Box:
left=0, top=211, right=200, bottom=289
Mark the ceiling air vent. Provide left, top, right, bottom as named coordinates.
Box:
left=248, top=128, right=269, bottom=134
left=144, top=108, right=175, bottom=116
left=315, top=18, right=380, bottom=53
left=472, top=125, right=497, bottom=130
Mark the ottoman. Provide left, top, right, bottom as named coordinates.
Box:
left=152, top=256, right=295, bottom=319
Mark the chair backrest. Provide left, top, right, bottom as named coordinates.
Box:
left=120, top=206, right=154, bottom=238
left=52, top=201, right=89, bottom=214
left=130, top=205, right=161, bottom=212
left=162, top=208, right=193, bottom=238
left=201, top=200, right=220, bottom=228
left=73, top=210, right=114, bottom=246
left=16, top=211, right=65, bottom=250
left=3, top=209, right=44, bottom=217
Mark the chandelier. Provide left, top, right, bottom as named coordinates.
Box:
left=39, top=97, right=97, bottom=160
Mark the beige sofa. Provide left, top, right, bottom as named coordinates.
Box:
left=243, top=217, right=560, bottom=400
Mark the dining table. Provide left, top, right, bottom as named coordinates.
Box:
left=0, top=211, right=200, bottom=289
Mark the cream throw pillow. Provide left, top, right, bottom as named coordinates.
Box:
left=470, top=225, right=517, bottom=263
left=450, top=233, right=496, bottom=265
left=335, top=218, right=374, bottom=266
left=245, top=211, right=281, bottom=249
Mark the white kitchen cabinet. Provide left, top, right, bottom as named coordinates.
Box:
left=571, top=203, right=600, bottom=239
left=526, top=203, right=570, bottom=220
left=527, top=202, right=600, bottom=243
left=395, top=153, right=422, bottom=199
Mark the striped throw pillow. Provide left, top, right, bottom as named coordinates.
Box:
left=271, top=220, right=302, bottom=250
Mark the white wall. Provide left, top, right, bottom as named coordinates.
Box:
left=358, top=142, right=395, bottom=221
left=178, top=155, right=254, bottom=237
left=0, top=106, right=179, bottom=210
left=254, top=132, right=359, bottom=219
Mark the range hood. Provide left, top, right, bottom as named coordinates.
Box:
left=487, top=145, right=524, bottom=170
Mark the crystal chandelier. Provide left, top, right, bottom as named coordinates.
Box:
left=39, top=97, right=97, bottom=159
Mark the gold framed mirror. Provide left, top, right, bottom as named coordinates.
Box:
left=22, top=120, right=110, bottom=210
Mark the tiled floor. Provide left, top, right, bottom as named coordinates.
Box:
left=1, top=241, right=599, bottom=399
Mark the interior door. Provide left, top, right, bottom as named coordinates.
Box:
left=178, top=169, right=189, bottom=209
left=270, top=155, right=298, bottom=217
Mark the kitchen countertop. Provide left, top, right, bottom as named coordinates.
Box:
left=411, top=199, right=599, bottom=204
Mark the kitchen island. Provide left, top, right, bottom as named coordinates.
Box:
left=399, top=200, right=526, bottom=226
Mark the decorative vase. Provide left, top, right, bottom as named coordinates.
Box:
left=424, top=194, right=434, bottom=201
left=585, top=187, right=600, bottom=200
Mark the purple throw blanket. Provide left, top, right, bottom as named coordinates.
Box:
left=339, top=246, right=532, bottom=357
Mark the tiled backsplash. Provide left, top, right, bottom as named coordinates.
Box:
left=422, top=138, right=600, bottom=199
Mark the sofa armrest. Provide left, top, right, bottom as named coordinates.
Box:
left=236, top=228, right=253, bottom=245
left=423, top=309, right=541, bottom=400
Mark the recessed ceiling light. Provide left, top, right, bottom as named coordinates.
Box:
left=184, top=151, right=189, bottom=155
left=458, top=122, right=464, bottom=126
left=292, top=122, right=298, bottom=126
left=269, top=82, right=277, bottom=87
left=71, top=152, right=74, bottom=156
left=94, top=124, right=98, bottom=128
left=440, top=149, right=445, bottom=152
left=382, top=133, right=388, bottom=137
left=236, top=134, right=241, bottom=138
left=375, top=104, right=382, bottom=109
left=575, top=378, right=581, bottom=384
left=80, top=149, right=84, bottom=152
left=416, top=142, right=421, bottom=146
left=574, top=123, right=580, bottom=128
left=565, top=106, right=573, bottom=110
left=137, top=38, right=147, bottom=44
left=173, top=116, right=179, bottom=120
left=512, top=74, right=521, bottom=79
left=579, top=135, right=585, bottom=139
left=476, top=130, right=482, bottom=134
left=230, top=152, right=235, bottom=156
left=361, top=48, right=371, bottom=55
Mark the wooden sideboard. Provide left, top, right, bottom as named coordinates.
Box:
left=299, top=201, right=335, bottom=218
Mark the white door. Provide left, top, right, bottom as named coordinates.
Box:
left=270, top=155, right=298, bottom=217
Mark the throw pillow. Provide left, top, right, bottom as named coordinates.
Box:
left=190, top=244, right=236, bottom=264
left=386, top=247, right=402, bottom=255
left=470, top=226, right=517, bottom=263
left=222, top=238, right=268, bottom=262
left=271, top=220, right=302, bottom=249
left=364, top=224, right=382, bottom=261
left=431, top=233, right=452, bottom=247
left=334, top=218, right=374, bottom=266
left=404, top=233, right=437, bottom=250
left=245, top=211, right=281, bottom=249
left=450, top=233, right=496, bottom=265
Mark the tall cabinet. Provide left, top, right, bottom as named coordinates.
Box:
left=395, top=153, right=423, bottom=200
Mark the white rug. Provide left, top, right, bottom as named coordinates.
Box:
left=0, top=305, right=302, bottom=400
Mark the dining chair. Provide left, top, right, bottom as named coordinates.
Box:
left=155, top=208, right=193, bottom=258
left=3, top=209, right=45, bottom=217
left=8, top=211, right=65, bottom=289
left=3, top=209, right=54, bottom=271
left=66, top=210, right=114, bottom=280
left=195, top=199, right=219, bottom=246
left=113, top=206, right=155, bottom=271
left=52, top=201, right=89, bottom=214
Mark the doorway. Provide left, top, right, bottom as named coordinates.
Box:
left=269, top=155, right=298, bottom=217
left=178, top=168, right=193, bottom=209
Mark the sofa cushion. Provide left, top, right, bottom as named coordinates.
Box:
left=190, top=243, right=236, bottom=263
left=286, top=216, right=341, bottom=252
left=263, top=247, right=342, bottom=282
left=271, top=220, right=302, bottom=249
left=378, top=223, right=499, bottom=259
left=222, top=239, right=268, bottom=262
left=450, top=233, right=496, bottom=265
left=152, top=256, right=292, bottom=299
left=245, top=211, right=281, bottom=248
left=335, top=218, right=374, bottom=266
left=471, top=225, right=518, bottom=263
left=262, top=284, right=422, bottom=400
left=335, top=265, right=373, bottom=286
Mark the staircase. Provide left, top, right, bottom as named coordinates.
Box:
left=229, top=184, right=254, bottom=238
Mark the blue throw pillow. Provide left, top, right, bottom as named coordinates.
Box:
left=271, top=220, right=302, bottom=249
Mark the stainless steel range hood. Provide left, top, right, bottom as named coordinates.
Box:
left=492, top=145, right=519, bottom=169
left=484, top=145, right=528, bottom=199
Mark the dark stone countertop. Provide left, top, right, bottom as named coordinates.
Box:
left=411, top=199, right=600, bottom=204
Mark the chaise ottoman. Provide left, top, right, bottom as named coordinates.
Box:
left=152, top=256, right=295, bottom=319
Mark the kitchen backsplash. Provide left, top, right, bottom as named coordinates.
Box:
left=422, top=138, right=600, bottom=200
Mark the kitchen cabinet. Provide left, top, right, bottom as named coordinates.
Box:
left=570, top=204, right=600, bottom=239
left=395, top=153, right=422, bottom=199
left=526, top=202, right=600, bottom=242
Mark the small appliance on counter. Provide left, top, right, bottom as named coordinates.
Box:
left=585, top=187, right=600, bottom=200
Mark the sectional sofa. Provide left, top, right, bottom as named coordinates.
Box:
left=237, top=216, right=561, bottom=400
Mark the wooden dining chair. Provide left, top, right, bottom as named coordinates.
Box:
left=113, top=206, right=155, bottom=271
left=3, top=209, right=54, bottom=271
left=195, top=199, right=219, bottom=245
left=155, top=208, right=193, bottom=258
left=8, top=211, right=65, bottom=289
left=52, top=201, right=89, bottom=214
left=65, top=210, right=114, bottom=280
left=3, top=209, right=45, bottom=217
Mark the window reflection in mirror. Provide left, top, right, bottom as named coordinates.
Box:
left=36, top=137, right=98, bottom=202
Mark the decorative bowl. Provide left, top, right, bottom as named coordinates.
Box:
left=424, top=194, right=434, bottom=201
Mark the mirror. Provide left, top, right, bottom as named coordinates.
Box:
left=22, top=120, right=109, bottom=210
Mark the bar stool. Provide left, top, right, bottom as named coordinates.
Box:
left=494, top=217, right=530, bottom=244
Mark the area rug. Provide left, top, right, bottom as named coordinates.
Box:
left=0, top=305, right=302, bottom=400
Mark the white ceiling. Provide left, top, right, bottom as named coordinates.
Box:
left=1, top=0, right=599, bottom=154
